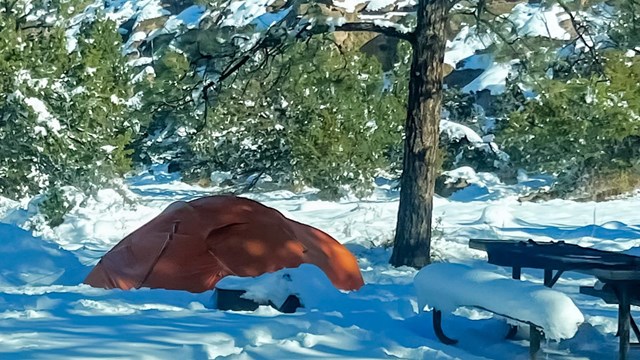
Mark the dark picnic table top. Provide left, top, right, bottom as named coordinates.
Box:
left=469, top=239, right=640, bottom=282
left=470, top=238, right=640, bottom=360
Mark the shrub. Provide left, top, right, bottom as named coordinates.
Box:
left=154, top=37, right=406, bottom=199
left=0, top=15, right=137, bottom=224
left=500, top=52, right=640, bottom=197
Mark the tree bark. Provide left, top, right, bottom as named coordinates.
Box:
left=389, top=0, right=447, bottom=268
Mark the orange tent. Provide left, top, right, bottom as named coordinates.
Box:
left=84, top=195, right=364, bottom=293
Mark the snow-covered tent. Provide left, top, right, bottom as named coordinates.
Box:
left=84, top=195, right=364, bottom=293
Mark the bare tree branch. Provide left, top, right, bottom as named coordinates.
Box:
left=334, top=22, right=415, bottom=43
left=556, top=0, right=606, bottom=77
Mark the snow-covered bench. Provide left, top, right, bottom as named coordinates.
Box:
left=213, top=264, right=342, bottom=313
left=414, top=263, right=584, bottom=358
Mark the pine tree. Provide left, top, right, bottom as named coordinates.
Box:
left=501, top=52, right=640, bottom=197
left=0, top=7, right=137, bottom=224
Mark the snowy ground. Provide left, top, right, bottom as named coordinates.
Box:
left=2, top=168, right=640, bottom=359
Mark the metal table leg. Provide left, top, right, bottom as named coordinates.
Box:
left=544, top=269, right=552, bottom=287
left=512, top=267, right=521, bottom=280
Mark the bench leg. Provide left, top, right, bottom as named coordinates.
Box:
left=529, top=325, right=541, bottom=360
left=506, top=324, right=518, bottom=339
left=433, top=309, right=458, bottom=345
left=618, top=285, right=631, bottom=360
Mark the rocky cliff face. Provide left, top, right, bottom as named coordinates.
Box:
left=101, top=0, right=576, bottom=91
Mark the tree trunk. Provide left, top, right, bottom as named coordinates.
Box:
left=389, top=0, right=447, bottom=268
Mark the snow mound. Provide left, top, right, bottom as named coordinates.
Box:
left=508, top=3, right=571, bottom=40
left=0, top=223, right=88, bottom=287
left=222, top=0, right=278, bottom=28
left=476, top=205, right=519, bottom=227
left=442, top=166, right=479, bottom=184
left=444, top=27, right=495, bottom=68
left=600, top=221, right=632, bottom=230
left=414, top=262, right=584, bottom=341
left=462, top=61, right=513, bottom=94
left=439, top=120, right=510, bottom=165
left=163, top=5, right=207, bottom=32
left=440, top=120, right=483, bottom=143
left=215, top=264, right=342, bottom=310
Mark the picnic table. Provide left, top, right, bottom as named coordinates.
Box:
left=470, top=238, right=640, bottom=360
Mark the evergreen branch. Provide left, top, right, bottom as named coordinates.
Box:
left=19, top=21, right=55, bottom=31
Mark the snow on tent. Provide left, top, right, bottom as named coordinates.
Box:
left=84, top=195, right=364, bottom=293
